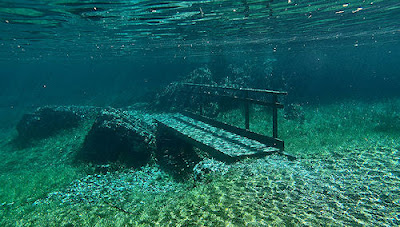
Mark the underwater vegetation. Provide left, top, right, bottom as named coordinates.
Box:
left=0, top=97, right=399, bottom=226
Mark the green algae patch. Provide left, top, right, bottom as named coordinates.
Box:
left=0, top=117, right=93, bottom=225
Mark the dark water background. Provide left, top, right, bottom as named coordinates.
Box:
left=1, top=0, right=399, bottom=127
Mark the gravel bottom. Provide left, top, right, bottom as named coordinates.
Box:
left=14, top=142, right=398, bottom=226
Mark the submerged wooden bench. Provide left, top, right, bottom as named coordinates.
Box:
left=156, top=83, right=296, bottom=162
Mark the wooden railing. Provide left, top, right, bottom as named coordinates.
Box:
left=180, top=83, right=287, bottom=139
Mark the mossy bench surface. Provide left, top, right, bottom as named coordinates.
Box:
left=156, top=113, right=279, bottom=161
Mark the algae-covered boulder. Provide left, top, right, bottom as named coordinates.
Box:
left=80, top=108, right=154, bottom=166
left=153, top=67, right=216, bottom=112
left=16, top=106, right=88, bottom=141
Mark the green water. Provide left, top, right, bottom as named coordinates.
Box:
left=1, top=0, right=400, bottom=226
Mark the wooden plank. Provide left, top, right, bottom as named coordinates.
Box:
left=180, top=90, right=284, bottom=108
left=155, top=114, right=281, bottom=162
left=171, top=115, right=278, bottom=156
left=157, top=121, right=239, bottom=163
left=183, top=83, right=288, bottom=95
left=183, top=111, right=284, bottom=150
left=156, top=120, right=236, bottom=162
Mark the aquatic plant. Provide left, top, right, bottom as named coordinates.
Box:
left=1, top=99, right=399, bottom=226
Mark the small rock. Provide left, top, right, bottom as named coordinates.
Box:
left=193, top=158, right=229, bottom=181
left=284, top=103, right=305, bottom=122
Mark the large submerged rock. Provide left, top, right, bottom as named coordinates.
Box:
left=79, top=108, right=154, bottom=166
left=16, top=106, right=98, bottom=142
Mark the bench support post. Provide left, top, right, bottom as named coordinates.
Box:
left=244, top=91, right=250, bottom=130
left=272, top=94, right=278, bottom=138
